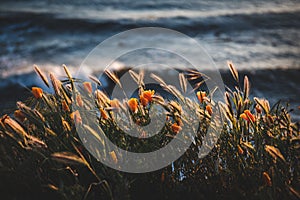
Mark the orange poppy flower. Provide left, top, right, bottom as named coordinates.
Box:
left=128, top=98, right=138, bottom=113
left=240, top=110, right=255, bottom=123
left=32, top=87, right=43, bottom=99
left=61, top=100, right=70, bottom=112
left=83, top=82, right=92, bottom=94
left=244, top=110, right=255, bottom=122
left=197, top=91, right=206, bottom=103
left=100, top=108, right=109, bottom=120
left=171, top=122, right=182, bottom=134
left=206, top=104, right=213, bottom=115
left=70, top=110, right=82, bottom=125
left=142, top=90, right=155, bottom=102
left=240, top=113, right=248, bottom=121
left=139, top=94, right=149, bottom=107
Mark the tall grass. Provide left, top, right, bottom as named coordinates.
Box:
left=0, top=63, right=299, bottom=200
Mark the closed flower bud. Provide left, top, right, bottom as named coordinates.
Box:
left=197, top=91, right=206, bottom=103
left=237, top=145, right=244, bottom=155
left=240, top=110, right=255, bottom=123
left=32, top=87, right=43, bottom=99
left=100, top=108, right=109, bottom=120
left=244, top=110, right=255, bottom=122
left=206, top=104, right=213, bottom=115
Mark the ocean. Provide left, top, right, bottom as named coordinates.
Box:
left=0, top=0, right=299, bottom=119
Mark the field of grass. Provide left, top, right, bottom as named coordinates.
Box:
left=0, top=63, right=299, bottom=200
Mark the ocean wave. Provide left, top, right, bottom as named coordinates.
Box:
left=1, top=8, right=300, bottom=33
left=1, top=2, right=300, bottom=21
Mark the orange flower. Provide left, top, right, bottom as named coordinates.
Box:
left=110, top=99, right=119, bottom=108
left=32, top=87, right=43, bottom=99
left=240, top=113, right=248, bottom=121
left=197, top=91, right=206, bottom=103
left=14, top=110, right=25, bottom=122
left=139, top=94, right=149, bottom=107
left=171, top=123, right=182, bottom=134
left=128, top=98, right=138, bottom=113
left=61, top=100, right=70, bottom=112
left=142, top=90, right=155, bottom=102
left=206, top=104, right=213, bottom=115
left=83, top=82, right=92, bottom=94
left=100, top=108, right=109, bottom=120
left=244, top=110, right=255, bottom=122
left=237, top=145, right=244, bottom=155
left=70, top=110, right=82, bottom=125
left=76, top=95, right=84, bottom=107
left=240, top=110, right=255, bottom=123
left=262, top=172, right=272, bottom=186
left=139, top=90, right=155, bottom=106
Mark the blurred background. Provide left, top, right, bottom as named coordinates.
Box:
left=0, top=0, right=299, bottom=118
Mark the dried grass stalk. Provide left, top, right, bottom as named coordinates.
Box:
left=63, top=64, right=72, bottom=80
left=179, top=73, right=187, bottom=93
left=34, top=65, right=49, bottom=87
left=50, top=73, right=62, bottom=96
left=129, top=70, right=139, bottom=84
left=89, top=75, right=102, bottom=86
left=105, top=70, right=121, bottom=87
left=52, top=152, right=86, bottom=165
left=227, top=60, right=239, bottom=82
left=150, top=73, right=167, bottom=86
left=243, top=76, right=250, bottom=100
left=138, top=70, right=145, bottom=87
left=265, top=145, right=286, bottom=162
